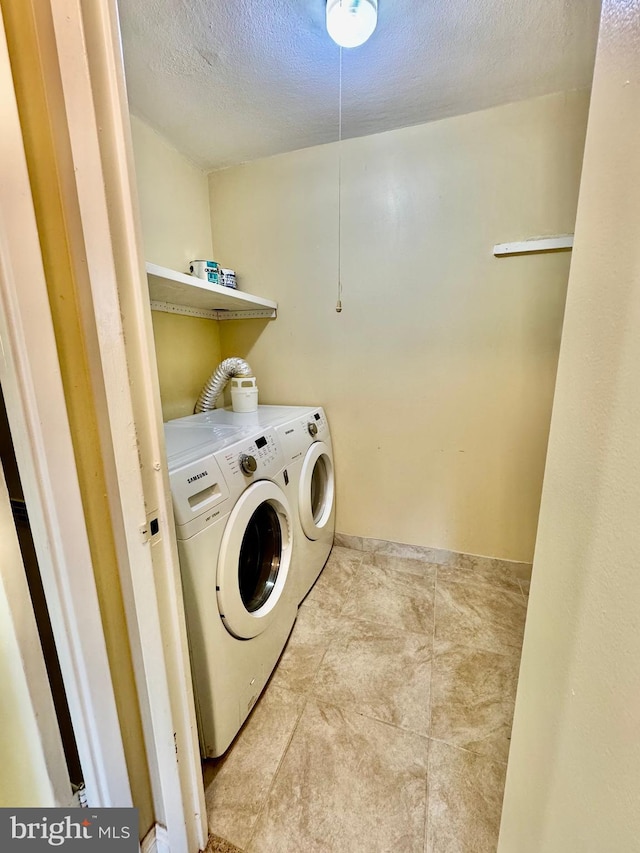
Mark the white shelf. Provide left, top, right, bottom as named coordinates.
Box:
left=146, top=262, right=277, bottom=320
left=493, top=235, right=574, bottom=256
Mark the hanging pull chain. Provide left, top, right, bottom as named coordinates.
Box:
left=336, top=45, right=343, bottom=313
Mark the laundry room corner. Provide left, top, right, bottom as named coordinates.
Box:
left=130, top=115, right=224, bottom=421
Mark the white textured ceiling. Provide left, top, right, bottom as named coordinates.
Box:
left=118, top=0, right=601, bottom=171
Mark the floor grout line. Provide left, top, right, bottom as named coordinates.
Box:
left=430, top=636, right=526, bottom=660
left=243, top=692, right=311, bottom=852
left=330, top=610, right=436, bottom=639
left=428, top=565, right=438, bottom=740
left=305, top=693, right=431, bottom=740
left=426, top=734, right=511, bottom=766
left=423, top=564, right=438, bottom=853
left=436, top=574, right=527, bottom=598
left=244, top=556, right=365, bottom=851
left=517, top=577, right=530, bottom=603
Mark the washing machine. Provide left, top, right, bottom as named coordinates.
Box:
left=173, top=406, right=336, bottom=604
left=164, top=419, right=297, bottom=757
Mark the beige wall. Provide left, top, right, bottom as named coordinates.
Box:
left=130, top=115, right=221, bottom=420
left=130, top=114, right=214, bottom=272
left=210, top=91, right=589, bottom=561
left=498, top=3, right=640, bottom=850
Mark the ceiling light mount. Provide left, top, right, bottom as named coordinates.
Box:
left=326, top=0, right=378, bottom=49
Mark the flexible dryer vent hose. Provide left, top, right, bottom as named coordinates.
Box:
left=194, top=357, right=253, bottom=413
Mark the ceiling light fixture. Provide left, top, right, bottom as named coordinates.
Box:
left=326, top=0, right=378, bottom=49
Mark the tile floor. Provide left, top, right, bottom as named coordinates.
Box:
left=203, top=546, right=529, bottom=853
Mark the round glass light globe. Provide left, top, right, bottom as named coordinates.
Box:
left=326, top=0, right=378, bottom=49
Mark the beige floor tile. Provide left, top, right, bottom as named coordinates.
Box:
left=302, top=546, right=363, bottom=616
left=435, top=579, right=526, bottom=655
left=202, top=540, right=525, bottom=853
left=342, top=557, right=436, bottom=634
left=361, top=537, right=447, bottom=564
left=436, top=553, right=528, bottom=593
left=368, top=551, right=440, bottom=578
left=269, top=605, right=341, bottom=694
left=247, top=699, right=429, bottom=853
left=312, top=617, right=432, bottom=735
left=204, top=685, right=305, bottom=849
left=430, top=641, right=520, bottom=762
left=426, top=739, right=507, bottom=853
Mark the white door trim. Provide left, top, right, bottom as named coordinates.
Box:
left=46, top=1, right=207, bottom=850
left=141, top=824, right=171, bottom=853
left=0, top=5, right=132, bottom=809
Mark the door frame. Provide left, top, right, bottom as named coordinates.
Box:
left=0, top=2, right=207, bottom=851
left=66, top=1, right=207, bottom=848
left=0, top=4, right=132, bottom=809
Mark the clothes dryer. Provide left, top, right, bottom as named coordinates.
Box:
left=177, top=406, right=336, bottom=603
left=275, top=407, right=335, bottom=602
left=164, top=419, right=297, bottom=757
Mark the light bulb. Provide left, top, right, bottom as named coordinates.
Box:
left=326, top=0, right=378, bottom=49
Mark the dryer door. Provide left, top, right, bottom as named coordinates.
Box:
left=299, top=441, right=335, bottom=541
left=217, top=480, right=293, bottom=639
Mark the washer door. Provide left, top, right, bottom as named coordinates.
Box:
left=299, top=441, right=335, bottom=541
left=217, top=480, right=293, bottom=639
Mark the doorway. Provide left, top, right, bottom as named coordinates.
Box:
left=0, top=385, right=83, bottom=799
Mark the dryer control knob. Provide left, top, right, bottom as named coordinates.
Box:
left=308, top=422, right=318, bottom=437
left=239, top=453, right=257, bottom=475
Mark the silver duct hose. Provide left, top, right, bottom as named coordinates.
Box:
left=194, top=357, right=253, bottom=413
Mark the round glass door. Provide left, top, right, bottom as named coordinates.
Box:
left=310, top=456, right=330, bottom=524
left=299, top=442, right=335, bottom=540
left=238, top=502, right=282, bottom=612
left=217, top=480, right=293, bottom=639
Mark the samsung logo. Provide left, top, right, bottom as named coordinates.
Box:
left=187, top=470, right=208, bottom=483
left=284, top=428, right=294, bottom=435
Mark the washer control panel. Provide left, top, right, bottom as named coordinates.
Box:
left=277, top=409, right=330, bottom=460
left=306, top=409, right=328, bottom=435
left=219, top=430, right=283, bottom=484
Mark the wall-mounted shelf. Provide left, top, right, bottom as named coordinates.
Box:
left=493, top=235, right=574, bottom=257
left=146, top=262, right=277, bottom=320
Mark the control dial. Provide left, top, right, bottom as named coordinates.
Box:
left=239, top=453, right=258, bottom=475
left=308, top=421, right=318, bottom=437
